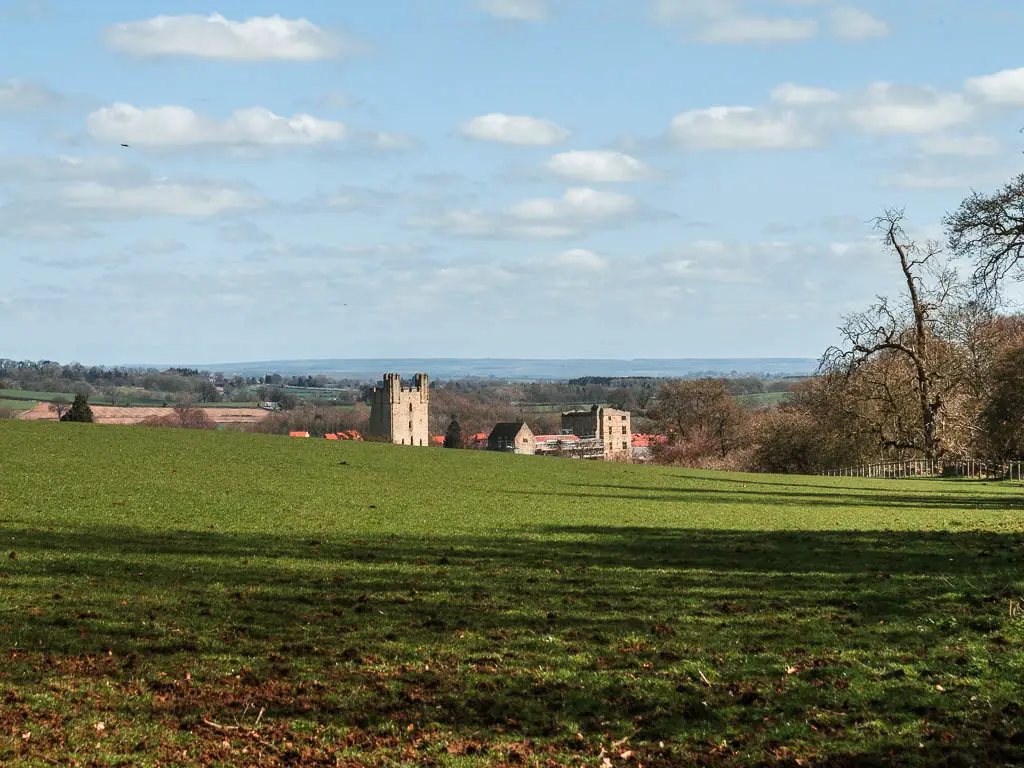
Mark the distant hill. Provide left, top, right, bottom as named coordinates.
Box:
left=175, top=358, right=818, bottom=382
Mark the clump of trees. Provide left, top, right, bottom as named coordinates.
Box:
left=747, top=179, right=1024, bottom=474
left=139, top=403, right=217, bottom=430
left=247, top=404, right=372, bottom=438
left=61, top=394, right=94, bottom=423
left=650, top=379, right=752, bottom=469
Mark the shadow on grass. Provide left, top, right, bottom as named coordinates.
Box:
left=1, top=524, right=1023, bottom=766
left=542, top=482, right=1024, bottom=512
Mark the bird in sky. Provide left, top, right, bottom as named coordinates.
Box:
left=120, top=143, right=129, bottom=148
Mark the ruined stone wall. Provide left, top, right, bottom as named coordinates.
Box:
left=599, top=407, right=632, bottom=459
left=561, top=408, right=599, bottom=438
left=562, top=406, right=631, bottom=459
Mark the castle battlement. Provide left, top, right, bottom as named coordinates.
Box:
left=369, top=372, right=430, bottom=446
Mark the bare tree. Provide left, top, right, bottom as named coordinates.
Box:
left=945, top=173, right=1024, bottom=297
left=822, top=209, right=967, bottom=460
left=652, top=378, right=747, bottom=459
left=48, top=398, right=71, bottom=420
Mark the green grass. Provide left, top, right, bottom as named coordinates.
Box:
left=0, top=389, right=77, bottom=402
left=1, top=421, right=1023, bottom=767
left=0, top=389, right=123, bottom=406
left=736, top=391, right=791, bottom=408
left=0, top=399, right=34, bottom=411
left=0, top=389, right=258, bottom=408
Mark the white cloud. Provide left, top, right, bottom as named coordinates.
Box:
left=655, top=239, right=796, bottom=284
left=653, top=0, right=818, bottom=44
left=545, top=150, right=653, bottom=182
left=848, top=84, right=974, bottom=134
left=770, top=83, right=840, bottom=106
left=554, top=248, right=610, bottom=270
left=829, top=6, right=889, bottom=41
left=510, top=187, right=637, bottom=221
left=103, top=13, right=361, bottom=61
left=0, top=154, right=146, bottom=183
left=700, top=15, right=818, bottom=44
left=127, top=237, right=187, bottom=256
left=477, top=0, right=549, bottom=21
left=0, top=217, right=99, bottom=240
left=918, top=135, right=1000, bottom=157
left=880, top=170, right=1008, bottom=190
left=409, top=188, right=643, bottom=240
left=60, top=181, right=262, bottom=216
left=409, top=210, right=506, bottom=238
left=311, top=186, right=399, bottom=214
left=0, top=79, right=62, bottom=112
left=86, top=103, right=347, bottom=148
left=461, top=113, right=570, bottom=146
left=965, top=68, right=1024, bottom=107
left=359, top=131, right=418, bottom=152
left=671, top=106, right=818, bottom=149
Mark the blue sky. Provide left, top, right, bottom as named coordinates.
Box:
left=2, top=0, right=1024, bottom=365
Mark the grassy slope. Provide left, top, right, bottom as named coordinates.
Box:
left=1, top=422, right=1023, bottom=767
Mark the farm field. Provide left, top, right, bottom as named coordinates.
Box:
left=0, top=389, right=91, bottom=403
left=0, top=388, right=255, bottom=409
left=735, top=392, right=791, bottom=408
left=1, top=421, right=1023, bottom=766
left=0, top=399, right=33, bottom=411
left=14, top=403, right=268, bottom=426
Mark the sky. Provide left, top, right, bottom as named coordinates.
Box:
left=2, top=0, right=1024, bottom=365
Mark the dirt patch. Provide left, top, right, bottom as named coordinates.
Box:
left=17, top=404, right=268, bottom=426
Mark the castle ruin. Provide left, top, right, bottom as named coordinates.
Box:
left=368, top=373, right=430, bottom=446
left=561, top=405, right=632, bottom=460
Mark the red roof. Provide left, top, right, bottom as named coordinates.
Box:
left=334, top=430, right=363, bottom=441
left=289, top=431, right=310, bottom=438
left=631, top=433, right=667, bottom=448
left=324, top=433, right=340, bottom=440
left=430, top=435, right=445, bottom=445
left=472, top=432, right=489, bottom=441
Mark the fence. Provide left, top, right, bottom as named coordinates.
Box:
left=822, top=459, right=1024, bottom=481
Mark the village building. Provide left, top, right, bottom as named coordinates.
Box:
left=368, top=373, right=430, bottom=447
left=533, top=433, right=581, bottom=456
left=487, top=422, right=536, bottom=455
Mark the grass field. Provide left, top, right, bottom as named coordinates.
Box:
left=0, top=389, right=121, bottom=406
left=736, top=392, right=791, bottom=408
left=0, top=389, right=260, bottom=409
left=1, top=422, right=1023, bottom=766
left=0, top=389, right=77, bottom=402
left=0, top=399, right=34, bottom=411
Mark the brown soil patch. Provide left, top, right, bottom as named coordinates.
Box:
left=16, top=403, right=268, bottom=426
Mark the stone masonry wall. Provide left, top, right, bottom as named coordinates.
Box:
left=369, top=373, right=430, bottom=446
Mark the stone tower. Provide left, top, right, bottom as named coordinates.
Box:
left=368, top=373, right=430, bottom=446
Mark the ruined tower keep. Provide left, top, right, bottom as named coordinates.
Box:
left=368, top=373, right=430, bottom=447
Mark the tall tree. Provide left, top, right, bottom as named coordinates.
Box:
left=980, top=344, right=1024, bottom=460
left=946, top=173, right=1024, bottom=297
left=821, top=209, right=966, bottom=460
left=61, top=394, right=94, bottom=423
left=444, top=417, right=463, bottom=449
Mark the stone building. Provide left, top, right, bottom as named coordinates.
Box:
left=368, top=373, right=430, bottom=446
left=487, top=422, right=536, bottom=455
left=561, top=405, right=632, bottom=460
